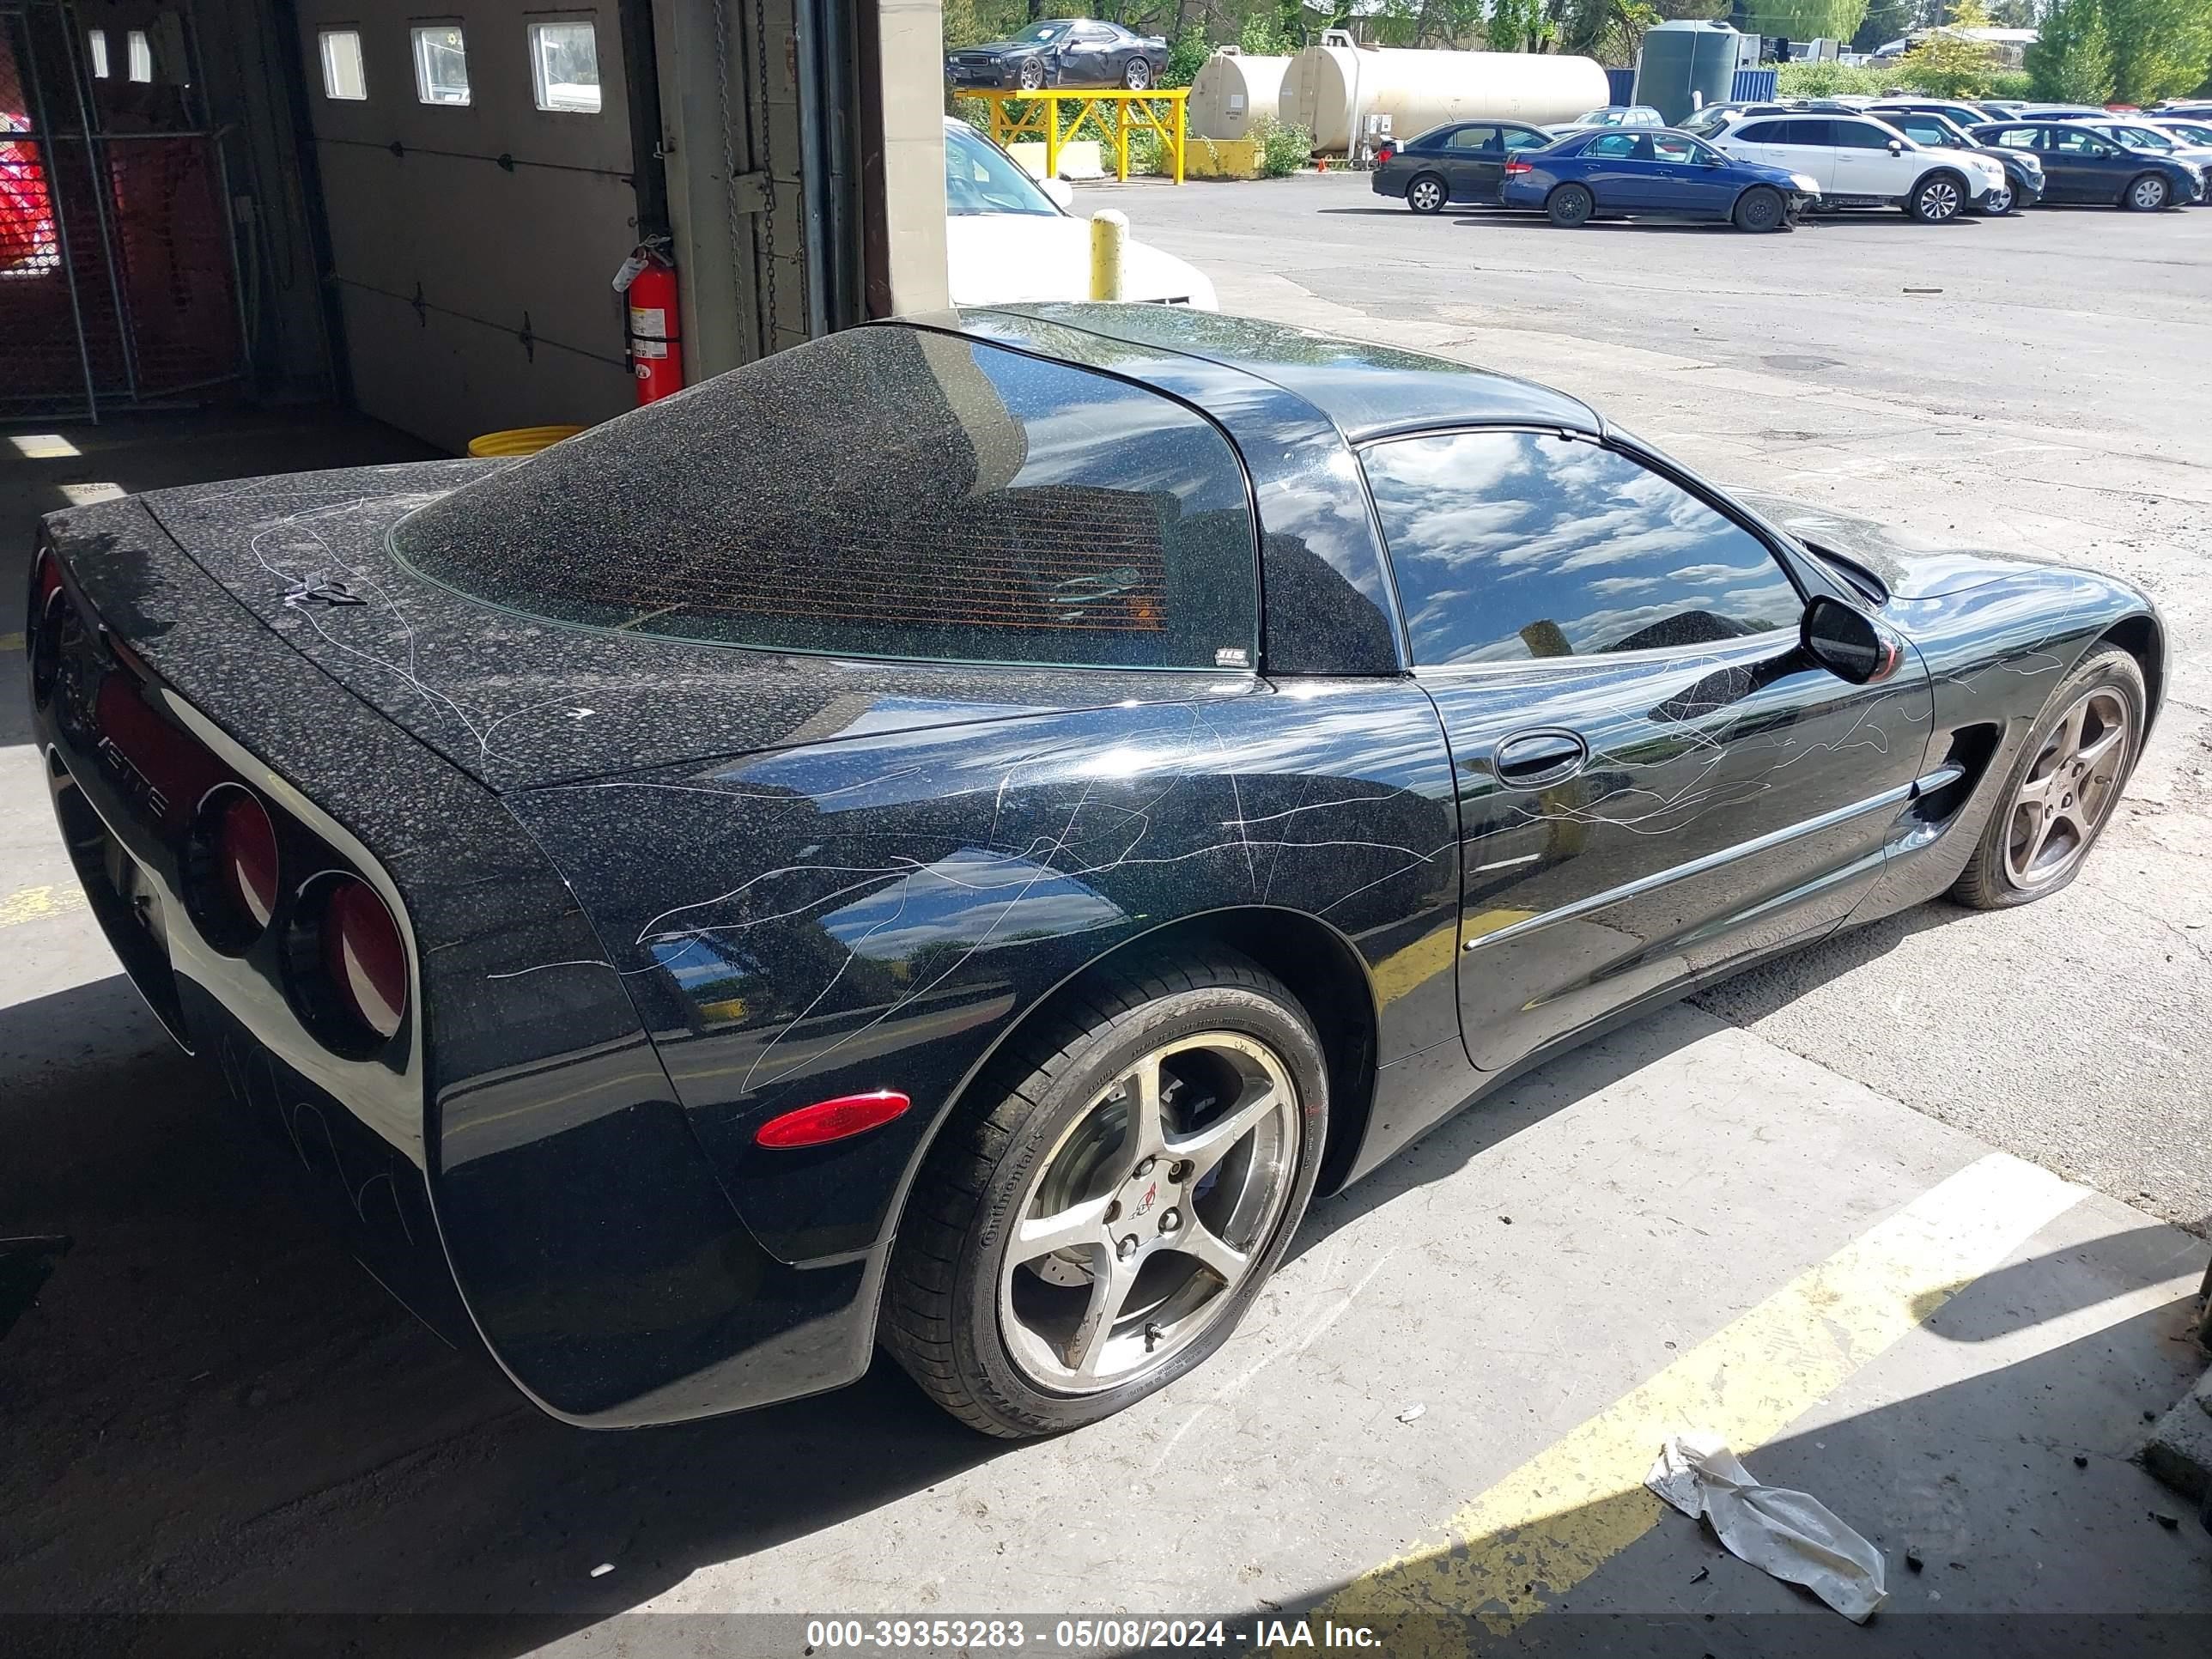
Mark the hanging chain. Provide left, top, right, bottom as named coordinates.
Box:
left=750, top=0, right=779, bottom=354
left=710, top=0, right=779, bottom=358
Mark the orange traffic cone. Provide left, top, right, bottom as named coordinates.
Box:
left=1317, top=155, right=1328, bottom=173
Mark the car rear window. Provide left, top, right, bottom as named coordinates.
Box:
left=392, top=328, right=1260, bottom=671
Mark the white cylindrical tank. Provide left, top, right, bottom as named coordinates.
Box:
left=1282, top=34, right=1612, bottom=152
left=1187, top=47, right=1291, bottom=142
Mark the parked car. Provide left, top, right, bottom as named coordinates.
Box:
left=945, top=18, right=1167, bottom=92
left=2140, top=117, right=2212, bottom=149
left=1971, top=120, right=2205, bottom=210
left=1716, top=112, right=2008, bottom=222
left=29, top=304, right=2165, bottom=1437
left=1875, top=108, right=2042, bottom=213
left=1542, top=103, right=1664, bottom=136
left=943, top=118, right=1214, bottom=307
left=1680, top=101, right=1792, bottom=137
left=2073, top=118, right=2212, bottom=176
left=1869, top=97, right=1996, bottom=133
left=1370, top=118, right=1559, bottom=212
left=1503, top=126, right=1818, bottom=230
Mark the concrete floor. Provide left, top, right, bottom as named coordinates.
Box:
left=4, top=200, right=2211, bottom=1656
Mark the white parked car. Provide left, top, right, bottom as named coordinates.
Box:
left=942, top=118, right=1218, bottom=308
left=1541, top=103, right=1664, bottom=137
left=1715, top=112, right=2008, bottom=222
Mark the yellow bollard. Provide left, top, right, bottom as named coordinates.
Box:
left=1089, top=210, right=1127, bottom=302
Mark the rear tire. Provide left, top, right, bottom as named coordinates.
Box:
left=1733, top=185, right=1784, bottom=232
left=1547, top=183, right=1594, bottom=228
left=1950, top=644, right=2145, bottom=910
left=882, top=950, right=1328, bottom=1438
left=1406, top=173, right=1448, bottom=214
left=1909, top=170, right=1966, bottom=222
left=2124, top=173, right=2170, bottom=211
left=1122, top=58, right=1152, bottom=91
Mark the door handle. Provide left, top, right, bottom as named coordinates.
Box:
left=1492, top=728, right=1589, bottom=787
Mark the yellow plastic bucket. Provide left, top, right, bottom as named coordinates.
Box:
left=466, top=424, right=585, bottom=459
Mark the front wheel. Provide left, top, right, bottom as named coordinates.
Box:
left=1406, top=173, right=1448, bottom=214
left=1733, top=185, right=1785, bottom=233
left=2125, top=173, right=2170, bottom=211
left=1018, top=58, right=1045, bottom=93
left=1122, top=58, right=1152, bottom=91
left=1951, top=644, right=2145, bottom=909
left=1547, top=183, right=1594, bottom=228
left=883, top=951, right=1328, bottom=1437
left=1910, top=172, right=1965, bottom=222
left=1979, top=181, right=2015, bottom=216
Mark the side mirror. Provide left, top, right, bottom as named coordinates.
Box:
left=1802, top=595, right=1903, bottom=685
left=1042, top=177, right=1075, bottom=210
left=1887, top=138, right=1905, bottom=155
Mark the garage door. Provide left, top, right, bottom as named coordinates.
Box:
left=295, top=1, right=639, bottom=450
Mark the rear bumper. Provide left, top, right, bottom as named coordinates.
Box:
left=27, top=503, right=884, bottom=1429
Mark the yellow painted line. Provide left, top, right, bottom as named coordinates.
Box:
left=0, top=632, right=22, bottom=653
left=0, top=884, right=89, bottom=929
left=1304, top=1153, right=2083, bottom=1654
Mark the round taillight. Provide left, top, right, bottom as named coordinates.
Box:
left=218, top=793, right=278, bottom=930
left=184, top=786, right=282, bottom=951
left=319, top=878, right=407, bottom=1043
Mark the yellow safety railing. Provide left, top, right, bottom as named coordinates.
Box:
left=971, top=87, right=1189, bottom=185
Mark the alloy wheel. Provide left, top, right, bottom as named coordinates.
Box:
left=997, top=1031, right=1300, bottom=1394
left=1917, top=178, right=1960, bottom=221
left=1124, top=60, right=1151, bottom=90
left=1020, top=59, right=1044, bottom=92
left=1408, top=178, right=1444, bottom=212
left=1985, top=183, right=2013, bottom=215
left=2002, top=687, right=2130, bottom=891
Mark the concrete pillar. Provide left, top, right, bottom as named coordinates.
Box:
left=860, top=0, right=949, bottom=318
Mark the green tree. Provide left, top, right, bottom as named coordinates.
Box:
left=1238, top=9, right=1295, bottom=52
left=1893, top=0, right=1998, bottom=93
left=2025, top=0, right=2115, bottom=102
left=1162, top=21, right=1209, bottom=85
left=1738, top=0, right=1873, bottom=44
left=2101, top=0, right=2212, bottom=104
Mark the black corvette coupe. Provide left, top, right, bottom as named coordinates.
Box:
left=29, top=308, right=2162, bottom=1439
left=945, top=18, right=1168, bottom=93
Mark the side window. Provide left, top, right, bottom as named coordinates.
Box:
left=1732, top=120, right=1784, bottom=144
left=2053, top=129, right=2109, bottom=155
left=318, top=28, right=368, bottom=100
left=1446, top=125, right=1498, bottom=151
left=1362, top=431, right=1803, bottom=667
left=1782, top=119, right=1834, bottom=146
left=1896, top=118, right=1943, bottom=145
left=1586, top=131, right=1643, bottom=158
left=87, top=27, right=110, bottom=77
left=1503, top=126, right=1551, bottom=151
left=1650, top=133, right=1703, bottom=164
left=410, top=22, right=471, bottom=106
left=528, top=17, right=601, bottom=112
left=1994, top=127, right=2039, bottom=149
left=1832, top=121, right=1889, bottom=149
left=126, top=27, right=152, bottom=82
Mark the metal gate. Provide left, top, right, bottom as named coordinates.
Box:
left=0, top=0, right=244, bottom=419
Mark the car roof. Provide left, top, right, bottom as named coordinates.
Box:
left=939, top=305, right=1601, bottom=443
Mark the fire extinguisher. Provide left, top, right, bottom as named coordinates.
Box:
left=613, top=237, right=684, bottom=405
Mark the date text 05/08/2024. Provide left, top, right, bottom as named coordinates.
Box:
left=802, top=1618, right=1383, bottom=1650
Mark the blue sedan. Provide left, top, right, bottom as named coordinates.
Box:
left=1504, top=127, right=1820, bottom=231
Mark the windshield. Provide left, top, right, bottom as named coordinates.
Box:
left=1014, top=22, right=1068, bottom=42
left=2162, top=121, right=2212, bottom=143
left=2104, top=125, right=2175, bottom=149
left=945, top=121, right=1060, bottom=216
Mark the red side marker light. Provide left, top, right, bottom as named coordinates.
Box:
left=755, top=1091, right=912, bottom=1150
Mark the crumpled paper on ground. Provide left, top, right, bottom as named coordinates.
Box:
left=1645, top=1431, right=1888, bottom=1623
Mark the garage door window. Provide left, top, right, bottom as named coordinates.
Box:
left=1362, top=429, right=1803, bottom=665
left=411, top=24, right=471, bottom=106
left=319, top=30, right=368, bottom=100
left=528, top=19, right=602, bottom=113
